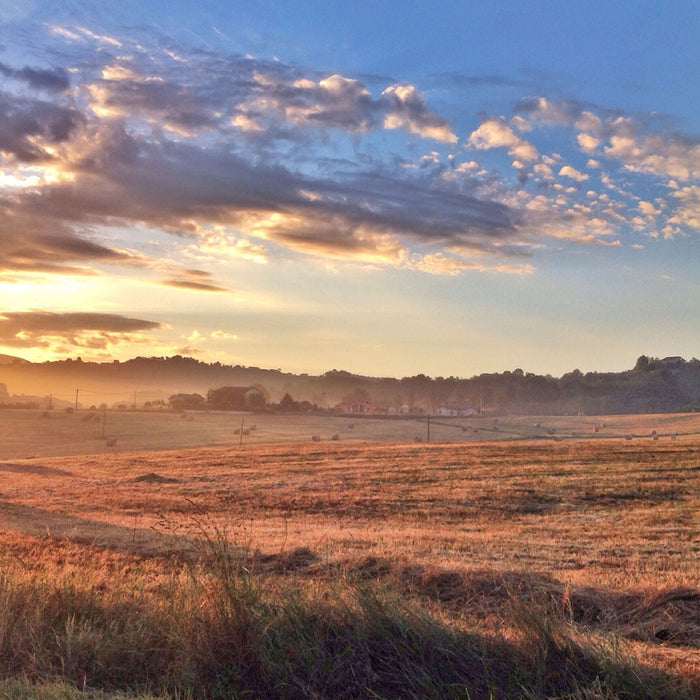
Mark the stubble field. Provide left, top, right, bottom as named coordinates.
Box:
left=0, top=410, right=698, bottom=698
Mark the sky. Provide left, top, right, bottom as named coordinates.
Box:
left=0, top=0, right=698, bottom=378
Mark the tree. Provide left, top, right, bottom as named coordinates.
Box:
left=246, top=390, right=266, bottom=411
left=342, top=387, right=372, bottom=404
left=634, top=355, right=651, bottom=373
left=279, top=392, right=298, bottom=411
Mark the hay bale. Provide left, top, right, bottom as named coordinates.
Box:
left=106, top=437, right=117, bottom=447
left=311, top=434, right=321, bottom=442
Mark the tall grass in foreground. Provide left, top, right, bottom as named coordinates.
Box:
left=0, top=532, right=693, bottom=700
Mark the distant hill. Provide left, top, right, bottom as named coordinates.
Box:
left=0, top=354, right=30, bottom=365
left=0, top=354, right=697, bottom=414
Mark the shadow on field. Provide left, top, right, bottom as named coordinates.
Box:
left=338, top=555, right=700, bottom=650
left=0, top=500, right=194, bottom=557
left=249, top=547, right=700, bottom=652
left=2, top=497, right=697, bottom=654
left=0, top=462, right=73, bottom=476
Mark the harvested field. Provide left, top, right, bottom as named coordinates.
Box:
left=0, top=432, right=698, bottom=697
left=1, top=407, right=698, bottom=458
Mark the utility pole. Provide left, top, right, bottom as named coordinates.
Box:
left=239, top=417, right=245, bottom=448
left=75, top=388, right=79, bottom=411
left=102, top=405, right=107, bottom=439
left=426, top=413, right=430, bottom=443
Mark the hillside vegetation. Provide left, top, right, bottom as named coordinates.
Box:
left=0, top=354, right=698, bottom=414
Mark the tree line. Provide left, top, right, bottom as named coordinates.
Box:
left=1, top=355, right=698, bottom=415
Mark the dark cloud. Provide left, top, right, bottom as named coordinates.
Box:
left=0, top=92, right=85, bottom=161
left=0, top=311, right=162, bottom=333
left=0, top=311, right=163, bottom=349
left=0, top=40, right=525, bottom=276
left=82, top=51, right=456, bottom=141
left=1, top=118, right=518, bottom=269
left=89, top=69, right=222, bottom=133
left=0, top=61, right=71, bottom=92
left=0, top=201, right=140, bottom=275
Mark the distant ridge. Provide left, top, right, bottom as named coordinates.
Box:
left=0, top=354, right=697, bottom=414
left=0, top=354, right=30, bottom=365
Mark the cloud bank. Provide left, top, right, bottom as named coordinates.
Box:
left=0, top=24, right=697, bottom=294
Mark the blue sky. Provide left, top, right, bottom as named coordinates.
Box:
left=0, top=1, right=697, bottom=377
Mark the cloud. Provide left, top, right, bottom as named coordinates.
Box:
left=50, top=24, right=122, bottom=47
left=466, top=117, right=537, bottom=161
left=1, top=108, right=519, bottom=272
left=516, top=96, right=700, bottom=184
left=211, top=330, right=238, bottom=340
left=79, top=45, right=457, bottom=145
left=638, top=200, right=659, bottom=217
left=0, top=61, right=70, bottom=92
left=162, top=277, right=231, bottom=293
left=5, top=24, right=696, bottom=293
left=0, top=34, right=519, bottom=277
left=0, top=311, right=163, bottom=350
left=603, top=128, right=700, bottom=182
left=0, top=188, right=143, bottom=275
left=402, top=251, right=534, bottom=275
left=86, top=61, right=223, bottom=134
left=380, top=84, right=457, bottom=143
left=667, top=184, right=700, bottom=234
left=515, top=97, right=604, bottom=135
left=577, top=132, right=599, bottom=152
left=558, top=165, right=588, bottom=182
left=0, top=92, right=85, bottom=161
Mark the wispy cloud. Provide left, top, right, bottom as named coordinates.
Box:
left=162, top=269, right=231, bottom=292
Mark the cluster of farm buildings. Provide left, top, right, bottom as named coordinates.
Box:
left=170, top=387, right=477, bottom=416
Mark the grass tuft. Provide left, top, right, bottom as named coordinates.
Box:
left=0, top=533, right=695, bottom=699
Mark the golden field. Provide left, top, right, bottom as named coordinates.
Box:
left=0, top=410, right=698, bottom=698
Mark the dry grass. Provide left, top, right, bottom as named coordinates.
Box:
left=0, top=418, right=698, bottom=697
